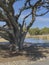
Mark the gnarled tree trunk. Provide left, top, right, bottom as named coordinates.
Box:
left=0, top=0, right=49, bottom=52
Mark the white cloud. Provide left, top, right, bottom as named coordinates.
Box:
left=36, top=17, right=49, bottom=22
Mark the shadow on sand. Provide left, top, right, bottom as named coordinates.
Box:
left=0, top=42, right=49, bottom=61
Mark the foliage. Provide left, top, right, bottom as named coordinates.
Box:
left=29, top=27, right=49, bottom=35
left=29, top=28, right=40, bottom=35
left=40, top=27, right=49, bottom=35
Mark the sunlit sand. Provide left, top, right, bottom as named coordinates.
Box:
left=0, top=38, right=8, bottom=42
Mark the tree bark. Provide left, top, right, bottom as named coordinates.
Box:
left=9, top=31, right=27, bottom=51
left=17, top=32, right=27, bottom=51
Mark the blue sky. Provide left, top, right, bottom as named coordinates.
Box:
left=0, top=0, right=49, bottom=29
left=32, top=13, right=49, bottom=29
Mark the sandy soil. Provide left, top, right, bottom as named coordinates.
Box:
left=0, top=43, right=49, bottom=63
left=0, top=38, right=8, bottom=42
left=0, top=38, right=49, bottom=64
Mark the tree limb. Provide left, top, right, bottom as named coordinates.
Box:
left=0, top=12, right=13, bottom=29
left=0, top=27, right=12, bottom=35
left=18, top=6, right=31, bottom=18
left=22, top=13, right=32, bottom=27
left=27, top=0, right=49, bottom=30
left=0, top=0, right=19, bottom=31
left=27, top=7, right=36, bottom=30
left=0, top=32, right=10, bottom=41
left=36, top=10, right=49, bottom=16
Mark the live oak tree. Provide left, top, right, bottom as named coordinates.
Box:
left=0, top=0, right=49, bottom=51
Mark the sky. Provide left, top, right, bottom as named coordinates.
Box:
left=0, top=0, right=49, bottom=29
left=32, top=13, right=49, bottom=29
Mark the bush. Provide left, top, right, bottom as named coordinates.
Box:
left=29, top=27, right=49, bottom=35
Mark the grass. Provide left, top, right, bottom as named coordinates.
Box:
left=26, top=35, right=49, bottom=40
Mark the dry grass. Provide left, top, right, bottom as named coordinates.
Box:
left=26, top=35, right=49, bottom=40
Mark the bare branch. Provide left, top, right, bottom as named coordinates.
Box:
left=0, top=1, right=19, bottom=30
left=2, top=24, right=7, bottom=28
left=9, top=0, right=16, bottom=5
left=18, top=6, right=31, bottom=18
left=0, top=1, right=10, bottom=15
left=36, top=10, right=49, bottom=16
left=26, top=0, right=49, bottom=30
left=0, top=27, right=12, bottom=35
left=7, top=0, right=16, bottom=16
left=0, top=27, right=16, bottom=41
left=0, top=12, right=13, bottom=29
left=15, top=15, right=22, bottom=27
left=22, top=13, right=32, bottom=27
left=34, top=0, right=42, bottom=7
left=0, top=32, right=10, bottom=41
left=27, top=7, right=36, bottom=30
